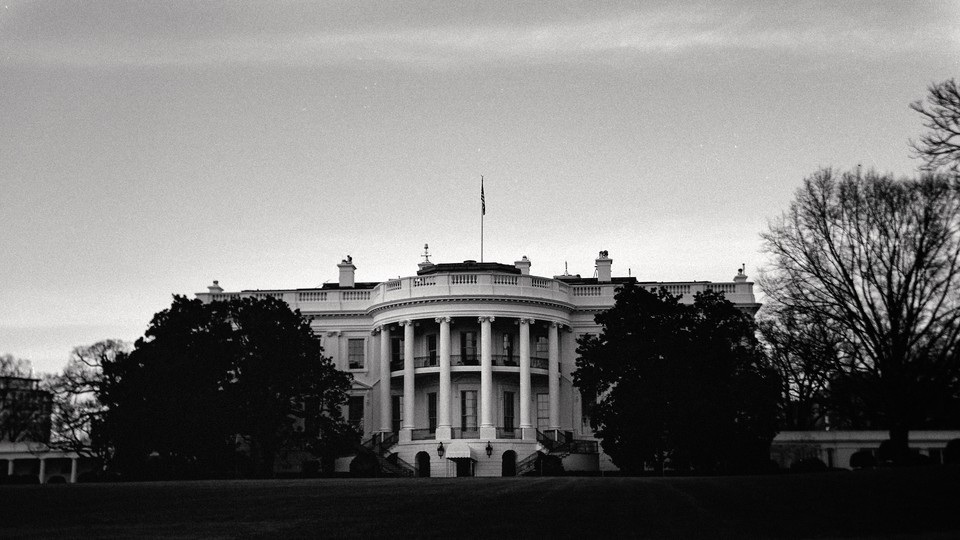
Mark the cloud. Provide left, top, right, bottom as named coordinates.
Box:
left=1, top=2, right=957, bottom=69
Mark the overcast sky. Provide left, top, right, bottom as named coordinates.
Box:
left=2, top=1, right=958, bottom=374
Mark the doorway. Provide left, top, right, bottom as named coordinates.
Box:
left=502, top=450, right=517, bottom=476
left=415, top=451, right=431, bottom=477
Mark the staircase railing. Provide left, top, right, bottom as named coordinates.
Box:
left=515, top=451, right=542, bottom=476
left=357, top=432, right=414, bottom=477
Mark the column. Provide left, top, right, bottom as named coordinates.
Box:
left=401, top=320, right=415, bottom=442
left=38, top=458, right=46, bottom=485
left=70, top=457, right=78, bottom=484
left=479, top=316, right=496, bottom=439
left=519, top=318, right=534, bottom=440
left=436, top=317, right=452, bottom=440
left=548, top=322, right=560, bottom=431
left=378, top=326, right=392, bottom=433
left=7, top=459, right=14, bottom=476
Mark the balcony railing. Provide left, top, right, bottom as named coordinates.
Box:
left=415, top=355, right=439, bottom=368
left=390, top=354, right=551, bottom=371
left=451, top=428, right=480, bottom=439
left=452, top=354, right=479, bottom=366
left=496, top=427, right=519, bottom=439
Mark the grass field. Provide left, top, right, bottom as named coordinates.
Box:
left=2, top=467, right=959, bottom=539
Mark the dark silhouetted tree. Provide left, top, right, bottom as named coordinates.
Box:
left=99, top=295, right=356, bottom=478
left=574, top=284, right=780, bottom=475
left=762, top=168, right=960, bottom=465
left=910, top=79, right=960, bottom=172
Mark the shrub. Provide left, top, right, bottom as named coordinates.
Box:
left=944, top=439, right=960, bottom=465
left=849, top=450, right=876, bottom=469
left=790, top=458, right=828, bottom=473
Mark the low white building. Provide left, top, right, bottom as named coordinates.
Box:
left=0, top=376, right=87, bottom=484
left=197, top=251, right=760, bottom=477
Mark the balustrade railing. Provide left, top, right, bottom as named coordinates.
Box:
left=451, top=354, right=479, bottom=366
left=707, top=283, right=736, bottom=293
left=341, top=290, right=371, bottom=301
left=392, top=354, right=549, bottom=371
left=451, top=428, right=480, bottom=439
left=492, top=354, right=517, bottom=367
left=496, top=427, right=519, bottom=439
left=415, top=355, right=439, bottom=368
left=297, top=291, right=327, bottom=302
left=413, top=276, right=436, bottom=288
left=572, top=285, right=602, bottom=297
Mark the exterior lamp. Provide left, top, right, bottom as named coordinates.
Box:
left=436, top=441, right=445, bottom=457
left=485, top=441, right=493, bottom=457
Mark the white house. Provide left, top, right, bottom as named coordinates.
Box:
left=196, top=250, right=760, bottom=477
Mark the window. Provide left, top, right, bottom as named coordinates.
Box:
left=503, top=334, right=514, bottom=365
left=503, top=391, right=515, bottom=432
left=348, top=395, right=364, bottom=431
left=537, top=393, right=550, bottom=430
left=536, top=336, right=548, bottom=354
left=347, top=338, right=365, bottom=369
left=392, top=395, right=402, bottom=433
left=461, top=390, right=477, bottom=431
left=427, top=335, right=438, bottom=366
left=460, top=332, right=477, bottom=364
left=427, top=392, right=437, bottom=433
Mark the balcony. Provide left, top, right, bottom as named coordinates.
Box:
left=390, top=355, right=552, bottom=372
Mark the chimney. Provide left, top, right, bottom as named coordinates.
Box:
left=514, top=255, right=531, bottom=275
left=734, top=264, right=747, bottom=283
left=338, top=256, right=356, bottom=288
left=207, top=280, right=223, bottom=293
left=595, top=250, right=612, bottom=283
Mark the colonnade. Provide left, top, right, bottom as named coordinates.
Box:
left=375, top=316, right=562, bottom=441
left=3, top=455, right=80, bottom=483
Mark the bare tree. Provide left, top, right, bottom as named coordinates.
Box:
left=910, top=79, right=960, bottom=172
left=762, top=168, right=960, bottom=464
left=757, top=306, right=842, bottom=430
left=45, top=340, right=128, bottom=465
left=0, top=354, right=32, bottom=378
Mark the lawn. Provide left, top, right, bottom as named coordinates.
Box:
left=2, top=467, right=959, bottom=539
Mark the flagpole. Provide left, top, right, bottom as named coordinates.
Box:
left=480, top=175, right=484, bottom=262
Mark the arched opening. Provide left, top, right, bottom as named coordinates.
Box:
left=502, top=450, right=517, bottom=476
left=415, top=451, right=431, bottom=477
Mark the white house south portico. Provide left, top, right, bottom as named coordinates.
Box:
left=196, top=252, right=760, bottom=477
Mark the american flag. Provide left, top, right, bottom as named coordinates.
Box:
left=481, top=176, right=485, bottom=216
